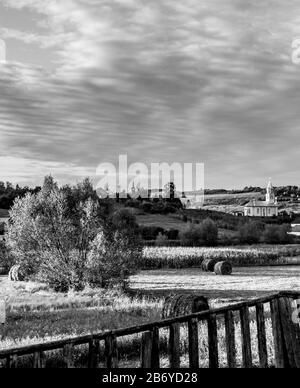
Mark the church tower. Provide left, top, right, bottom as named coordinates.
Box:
left=266, top=178, right=276, bottom=204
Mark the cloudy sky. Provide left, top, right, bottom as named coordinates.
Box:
left=0, top=0, right=300, bottom=189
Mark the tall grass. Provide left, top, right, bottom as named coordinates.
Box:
left=141, top=246, right=300, bottom=269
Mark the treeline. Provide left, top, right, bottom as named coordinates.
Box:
left=0, top=181, right=41, bottom=209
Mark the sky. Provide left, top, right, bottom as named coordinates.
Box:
left=0, top=0, right=300, bottom=189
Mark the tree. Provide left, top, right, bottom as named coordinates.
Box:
left=164, top=182, right=176, bottom=200
left=7, top=177, right=141, bottom=291
left=239, top=222, right=262, bottom=244
left=199, top=218, right=218, bottom=246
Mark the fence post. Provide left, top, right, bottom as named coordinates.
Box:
left=88, top=339, right=100, bottom=368
left=240, top=307, right=252, bottom=368
left=225, top=310, right=236, bottom=368
left=169, top=323, right=180, bottom=368
left=141, top=331, right=153, bottom=368
left=277, top=297, right=300, bottom=368
left=188, top=318, right=199, bottom=368
left=207, top=314, right=219, bottom=369
left=63, top=343, right=74, bottom=368
left=256, top=303, right=268, bottom=368
left=33, top=351, right=45, bottom=368
left=151, top=327, right=160, bottom=368
left=105, top=335, right=118, bottom=368
left=270, top=299, right=289, bottom=368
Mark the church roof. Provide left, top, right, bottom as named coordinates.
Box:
left=245, top=200, right=278, bottom=207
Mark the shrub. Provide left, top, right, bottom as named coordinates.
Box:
left=166, top=229, right=179, bottom=240
left=179, top=223, right=203, bottom=246
left=86, top=231, right=142, bottom=290
left=263, top=224, right=294, bottom=244
left=0, top=240, right=14, bottom=274
left=155, top=233, right=169, bottom=247
left=199, top=218, right=218, bottom=246
left=238, top=222, right=262, bottom=244
left=140, top=202, right=153, bottom=213
left=179, top=218, right=218, bottom=246
left=139, top=226, right=166, bottom=240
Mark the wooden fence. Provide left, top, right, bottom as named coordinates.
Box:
left=0, top=291, right=300, bottom=368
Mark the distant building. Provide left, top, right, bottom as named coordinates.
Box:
left=289, top=223, right=300, bottom=237
left=180, top=191, right=204, bottom=210
left=244, top=180, right=279, bottom=217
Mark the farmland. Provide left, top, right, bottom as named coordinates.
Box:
left=141, top=245, right=300, bottom=269
left=1, top=263, right=299, bottom=367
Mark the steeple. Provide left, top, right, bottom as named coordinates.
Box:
left=266, top=178, right=275, bottom=203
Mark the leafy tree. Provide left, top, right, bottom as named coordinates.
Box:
left=239, top=222, right=262, bottom=244
left=7, top=176, right=141, bottom=291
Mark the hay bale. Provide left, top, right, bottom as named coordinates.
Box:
left=214, top=261, right=232, bottom=276
left=161, top=294, right=209, bottom=319
left=8, top=265, right=24, bottom=281
left=201, top=258, right=218, bottom=272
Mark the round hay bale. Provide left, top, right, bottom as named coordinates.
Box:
left=8, top=265, right=16, bottom=281
left=214, top=261, right=232, bottom=276
left=201, top=258, right=218, bottom=272
left=161, top=294, right=209, bottom=319
left=8, top=265, right=24, bottom=281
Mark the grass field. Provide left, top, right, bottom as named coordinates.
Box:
left=130, top=266, right=300, bottom=303
left=141, top=245, right=300, bottom=269
left=1, top=263, right=299, bottom=367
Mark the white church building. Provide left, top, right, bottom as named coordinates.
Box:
left=244, top=180, right=279, bottom=217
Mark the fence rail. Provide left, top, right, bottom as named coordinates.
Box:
left=1, top=291, right=300, bottom=368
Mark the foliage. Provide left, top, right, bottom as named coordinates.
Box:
left=179, top=218, right=218, bottom=246
left=238, top=222, right=262, bottom=244
left=263, top=224, right=293, bottom=244
left=0, top=241, right=14, bottom=273
left=141, top=245, right=300, bottom=269
left=7, top=176, right=141, bottom=291
left=155, top=232, right=169, bottom=247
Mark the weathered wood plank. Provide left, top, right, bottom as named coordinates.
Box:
left=188, top=318, right=199, bottom=369
left=105, top=335, right=118, bottom=368
left=33, top=351, right=44, bottom=368
left=63, top=343, right=74, bottom=368
left=256, top=303, right=268, bottom=368
left=240, top=306, right=252, bottom=368
left=278, top=297, right=300, bottom=368
left=169, top=323, right=180, bottom=368
left=88, top=339, right=100, bottom=368
left=270, top=299, right=289, bottom=368
left=224, top=310, right=236, bottom=368
left=207, top=314, right=219, bottom=369
left=141, top=331, right=153, bottom=368
left=151, top=327, right=160, bottom=368
left=0, top=293, right=287, bottom=362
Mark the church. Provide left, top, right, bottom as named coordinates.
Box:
left=244, top=180, right=279, bottom=217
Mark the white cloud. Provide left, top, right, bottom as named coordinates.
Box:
left=1, top=0, right=300, bottom=187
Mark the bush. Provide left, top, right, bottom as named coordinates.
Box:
left=179, top=218, right=218, bottom=246
left=139, top=226, right=166, bottom=240
left=86, top=231, right=142, bottom=290
left=155, top=233, right=169, bottom=247
left=179, top=223, right=203, bottom=246
left=166, top=229, right=179, bottom=240
left=263, top=224, right=294, bottom=244
left=238, top=222, right=262, bottom=244
left=0, top=240, right=14, bottom=274
left=199, top=218, right=218, bottom=246
left=139, top=202, right=153, bottom=213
